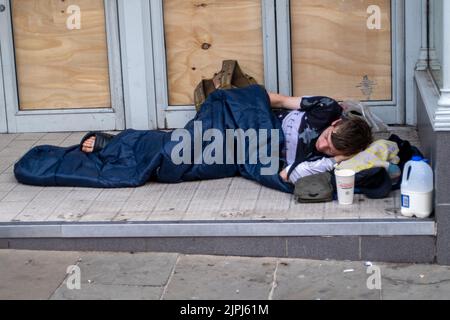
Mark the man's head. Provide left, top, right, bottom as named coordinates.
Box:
left=315, top=117, right=373, bottom=157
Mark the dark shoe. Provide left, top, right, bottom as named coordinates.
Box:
left=80, top=131, right=115, bottom=153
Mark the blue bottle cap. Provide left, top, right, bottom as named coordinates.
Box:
left=412, top=156, right=423, bottom=161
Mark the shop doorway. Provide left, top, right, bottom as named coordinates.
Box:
left=151, top=0, right=404, bottom=129
left=0, top=0, right=124, bottom=133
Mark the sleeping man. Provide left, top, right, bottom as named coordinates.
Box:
left=268, top=93, right=373, bottom=184
left=15, top=85, right=373, bottom=191
left=81, top=91, right=373, bottom=185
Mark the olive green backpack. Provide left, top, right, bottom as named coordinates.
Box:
left=194, top=60, right=258, bottom=112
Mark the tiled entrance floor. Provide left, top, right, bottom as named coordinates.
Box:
left=0, top=127, right=421, bottom=223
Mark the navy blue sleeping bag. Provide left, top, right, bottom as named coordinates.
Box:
left=14, top=85, right=294, bottom=194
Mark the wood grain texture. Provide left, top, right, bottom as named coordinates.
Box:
left=12, top=0, right=111, bottom=110
left=163, top=0, right=264, bottom=106
left=291, top=0, right=392, bottom=101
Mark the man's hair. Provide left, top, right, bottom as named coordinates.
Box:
left=331, top=117, right=373, bottom=156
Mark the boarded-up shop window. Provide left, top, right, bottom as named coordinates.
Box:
left=163, top=0, right=264, bottom=106
left=12, top=0, right=111, bottom=110
left=291, top=0, right=392, bottom=101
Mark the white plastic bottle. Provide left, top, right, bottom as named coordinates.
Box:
left=401, top=156, right=434, bottom=218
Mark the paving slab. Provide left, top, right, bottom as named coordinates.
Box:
left=14, top=133, right=46, bottom=141
left=96, top=189, right=134, bottom=203
left=156, top=182, right=199, bottom=219
left=3, top=165, right=14, bottom=174
left=321, top=201, right=354, bottom=220
left=0, top=146, right=35, bottom=158
left=381, top=264, right=450, bottom=300
left=254, top=188, right=291, bottom=218
left=0, top=173, right=15, bottom=183
left=114, top=201, right=154, bottom=222
left=359, top=193, right=398, bottom=219
left=272, top=259, right=381, bottom=300
left=39, top=133, right=72, bottom=142
left=1, top=139, right=37, bottom=150
left=0, top=134, right=18, bottom=144
left=0, top=250, right=80, bottom=300
left=15, top=190, right=71, bottom=221
left=0, top=201, right=29, bottom=222
left=51, top=283, right=163, bottom=300
left=0, top=157, right=17, bottom=173
left=66, top=132, right=90, bottom=141
left=163, top=255, right=277, bottom=300
left=186, top=180, right=232, bottom=219
left=47, top=200, right=94, bottom=222
left=75, top=252, right=178, bottom=287
left=65, top=188, right=102, bottom=201
left=0, top=181, right=16, bottom=193
left=218, top=179, right=261, bottom=220
left=2, top=190, right=41, bottom=203
left=59, top=140, right=81, bottom=148
left=79, top=201, right=126, bottom=222
left=128, top=183, right=168, bottom=201
left=148, top=209, right=186, bottom=221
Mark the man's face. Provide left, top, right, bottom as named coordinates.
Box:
left=315, top=123, right=344, bottom=157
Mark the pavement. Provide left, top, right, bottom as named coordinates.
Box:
left=0, top=131, right=413, bottom=224
left=1, top=249, right=450, bottom=300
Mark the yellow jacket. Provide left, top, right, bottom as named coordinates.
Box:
left=336, top=140, right=400, bottom=173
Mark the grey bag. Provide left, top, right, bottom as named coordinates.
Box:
left=340, top=100, right=390, bottom=134
left=294, top=172, right=334, bottom=203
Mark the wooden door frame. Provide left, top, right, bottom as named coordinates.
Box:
left=276, top=0, right=406, bottom=125
left=0, top=0, right=125, bottom=133
left=0, top=49, right=7, bottom=133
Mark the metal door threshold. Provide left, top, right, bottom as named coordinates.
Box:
left=0, top=219, right=436, bottom=239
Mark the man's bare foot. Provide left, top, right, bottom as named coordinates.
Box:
left=82, top=136, right=96, bottom=153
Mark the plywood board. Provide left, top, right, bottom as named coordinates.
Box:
left=291, top=0, right=392, bottom=101
left=163, top=0, right=264, bottom=106
left=12, top=0, right=111, bottom=110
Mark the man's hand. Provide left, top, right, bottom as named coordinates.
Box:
left=280, top=169, right=289, bottom=183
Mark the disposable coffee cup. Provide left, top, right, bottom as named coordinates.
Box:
left=335, top=169, right=356, bottom=205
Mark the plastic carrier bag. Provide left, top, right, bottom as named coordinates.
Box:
left=340, top=100, right=390, bottom=134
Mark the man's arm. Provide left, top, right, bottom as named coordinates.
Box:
left=280, top=154, right=354, bottom=184
left=269, top=93, right=302, bottom=111
left=281, top=158, right=336, bottom=184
